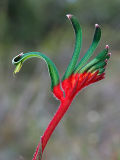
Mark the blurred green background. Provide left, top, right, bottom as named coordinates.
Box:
left=0, top=0, right=120, bottom=160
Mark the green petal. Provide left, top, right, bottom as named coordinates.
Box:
left=74, top=24, right=101, bottom=73
left=98, top=68, right=105, bottom=74
left=12, top=52, right=60, bottom=90
left=13, top=61, right=23, bottom=75
left=62, top=14, right=82, bottom=81
left=79, top=45, right=109, bottom=73
left=88, top=61, right=106, bottom=73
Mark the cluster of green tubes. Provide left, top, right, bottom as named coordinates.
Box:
left=12, top=14, right=109, bottom=90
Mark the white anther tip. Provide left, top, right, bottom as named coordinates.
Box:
left=66, top=14, right=73, bottom=19
left=95, top=24, right=99, bottom=28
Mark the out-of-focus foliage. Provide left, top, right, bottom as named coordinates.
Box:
left=0, top=0, right=120, bottom=160
left=1, top=0, right=120, bottom=47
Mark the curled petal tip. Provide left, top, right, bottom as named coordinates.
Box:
left=66, top=14, right=73, bottom=19
left=13, top=62, right=23, bottom=74
left=95, top=24, right=99, bottom=28
left=105, top=45, right=109, bottom=49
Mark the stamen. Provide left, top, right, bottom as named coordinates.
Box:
left=66, top=14, right=72, bottom=19
left=95, top=24, right=99, bottom=28
left=105, top=45, right=109, bottom=49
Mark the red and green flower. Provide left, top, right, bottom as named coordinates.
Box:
left=12, top=14, right=111, bottom=160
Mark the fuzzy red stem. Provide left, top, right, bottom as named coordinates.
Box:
left=41, top=97, right=73, bottom=152
left=32, top=142, right=41, bottom=160
left=32, top=97, right=73, bottom=160
left=32, top=92, right=74, bottom=160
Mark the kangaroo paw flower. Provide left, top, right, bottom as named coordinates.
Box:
left=12, top=14, right=111, bottom=160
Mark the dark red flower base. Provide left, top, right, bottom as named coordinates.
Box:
left=53, top=71, right=105, bottom=100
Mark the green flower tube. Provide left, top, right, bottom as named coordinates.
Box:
left=12, top=52, right=60, bottom=90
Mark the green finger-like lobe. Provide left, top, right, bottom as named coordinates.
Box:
left=88, top=52, right=110, bottom=74
left=98, top=68, right=105, bottom=74
left=13, top=61, right=23, bottom=75
left=88, top=61, right=106, bottom=72
left=74, top=24, right=101, bottom=73
left=62, top=14, right=82, bottom=81
left=12, top=52, right=60, bottom=90
left=79, top=46, right=108, bottom=73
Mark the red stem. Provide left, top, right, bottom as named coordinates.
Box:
left=32, top=96, right=74, bottom=160
left=41, top=97, right=73, bottom=152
